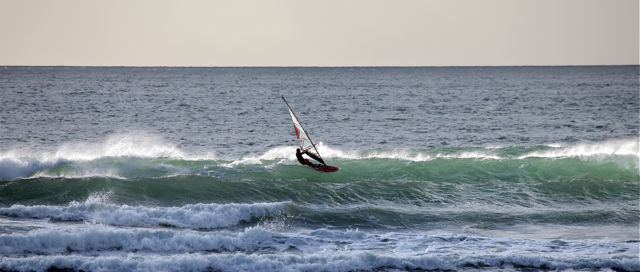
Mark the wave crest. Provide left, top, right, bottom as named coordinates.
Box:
left=228, top=138, right=638, bottom=165
left=520, top=138, right=639, bottom=158
left=0, top=136, right=637, bottom=180
left=0, top=133, right=217, bottom=180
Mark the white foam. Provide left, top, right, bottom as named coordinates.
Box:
left=0, top=250, right=637, bottom=272
left=0, top=226, right=275, bottom=255
left=50, top=133, right=187, bottom=161
left=519, top=138, right=640, bottom=171
left=545, top=143, right=564, bottom=148
left=0, top=133, right=216, bottom=180
left=436, top=151, right=502, bottom=160
left=0, top=156, right=54, bottom=181
left=30, top=168, right=127, bottom=180
left=226, top=143, right=503, bottom=165
left=520, top=138, right=639, bottom=159
left=318, top=143, right=503, bottom=161
left=0, top=195, right=288, bottom=229
left=0, top=225, right=637, bottom=270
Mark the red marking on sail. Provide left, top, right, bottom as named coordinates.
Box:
left=294, top=126, right=301, bottom=138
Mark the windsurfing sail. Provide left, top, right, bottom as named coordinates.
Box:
left=282, top=96, right=326, bottom=165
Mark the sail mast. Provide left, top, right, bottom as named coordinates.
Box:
left=282, top=96, right=326, bottom=165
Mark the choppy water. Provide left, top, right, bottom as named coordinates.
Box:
left=0, top=66, right=638, bottom=271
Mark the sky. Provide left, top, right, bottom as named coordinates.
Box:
left=0, top=0, right=638, bottom=66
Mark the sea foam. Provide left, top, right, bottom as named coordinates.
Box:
left=228, top=138, right=638, bottom=165
left=0, top=133, right=214, bottom=180
left=0, top=195, right=288, bottom=229
left=520, top=138, right=639, bottom=159
left=1, top=227, right=636, bottom=269
left=0, top=226, right=275, bottom=255
left=0, top=250, right=637, bottom=272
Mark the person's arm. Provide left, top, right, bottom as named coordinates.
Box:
left=304, top=151, right=325, bottom=165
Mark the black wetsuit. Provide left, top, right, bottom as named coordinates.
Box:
left=305, top=151, right=325, bottom=165
left=295, top=148, right=309, bottom=165
left=296, top=148, right=326, bottom=166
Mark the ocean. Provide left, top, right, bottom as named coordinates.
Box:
left=0, top=66, right=638, bottom=271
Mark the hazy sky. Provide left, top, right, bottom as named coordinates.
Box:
left=1, top=0, right=638, bottom=66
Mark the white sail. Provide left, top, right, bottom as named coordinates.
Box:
left=287, top=108, right=313, bottom=151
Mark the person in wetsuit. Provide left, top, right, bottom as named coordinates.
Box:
left=296, top=148, right=326, bottom=166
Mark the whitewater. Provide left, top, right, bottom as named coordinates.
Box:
left=0, top=66, right=638, bottom=271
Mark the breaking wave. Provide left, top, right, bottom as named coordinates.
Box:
left=0, top=226, right=276, bottom=255
left=0, top=225, right=637, bottom=270
left=0, top=133, right=214, bottom=180
left=227, top=137, right=638, bottom=163
left=0, top=238, right=637, bottom=271
left=0, top=134, right=637, bottom=181
left=519, top=138, right=639, bottom=159
left=0, top=193, right=288, bottom=229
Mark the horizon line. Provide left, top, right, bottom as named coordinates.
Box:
left=2, top=64, right=639, bottom=68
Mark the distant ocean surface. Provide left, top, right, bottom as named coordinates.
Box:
left=0, top=66, right=638, bottom=271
